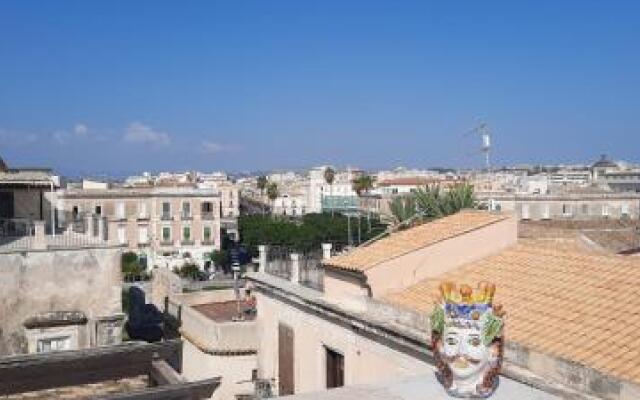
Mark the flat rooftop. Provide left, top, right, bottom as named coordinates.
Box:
left=280, top=373, right=559, bottom=400
left=192, top=300, right=256, bottom=322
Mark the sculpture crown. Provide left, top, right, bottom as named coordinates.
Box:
left=439, top=281, right=496, bottom=306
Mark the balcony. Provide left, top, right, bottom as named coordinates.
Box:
left=181, top=239, right=195, bottom=246
left=161, top=214, right=173, bottom=221
left=160, top=240, right=174, bottom=247
left=181, top=213, right=193, bottom=221
left=201, top=212, right=215, bottom=220
left=0, top=216, right=111, bottom=254
left=137, top=241, right=150, bottom=248
left=137, top=213, right=150, bottom=221
left=201, top=240, right=215, bottom=246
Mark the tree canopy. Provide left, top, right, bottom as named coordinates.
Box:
left=239, top=213, right=386, bottom=255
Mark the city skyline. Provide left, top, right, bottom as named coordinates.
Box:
left=1, top=1, right=639, bottom=175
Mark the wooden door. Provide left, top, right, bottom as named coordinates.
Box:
left=278, top=323, right=295, bottom=395
left=325, top=347, right=344, bottom=389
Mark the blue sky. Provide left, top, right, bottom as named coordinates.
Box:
left=1, top=1, right=639, bottom=175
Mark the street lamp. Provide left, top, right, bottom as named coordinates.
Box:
left=232, top=263, right=243, bottom=321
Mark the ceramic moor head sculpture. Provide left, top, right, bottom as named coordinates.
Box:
left=430, top=282, right=505, bottom=398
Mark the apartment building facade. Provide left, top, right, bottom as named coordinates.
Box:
left=58, top=186, right=222, bottom=269
left=479, top=191, right=640, bottom=221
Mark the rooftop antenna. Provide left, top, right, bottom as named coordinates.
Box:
left=465, top=120, right=492, bottom=171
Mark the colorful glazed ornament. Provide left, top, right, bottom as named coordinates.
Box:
left=430, top=282, right=505, bottom=398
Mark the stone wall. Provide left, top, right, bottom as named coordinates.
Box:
left=0, top=247, right=122, bottom=355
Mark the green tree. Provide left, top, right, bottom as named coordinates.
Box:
left=210, top=249, right=228, bottom=268
left=414, top=183, right=475, bottom=220
left=351, top=174, right=375, bottom=196
left=121, top=251, right=144, bottom=281
left=389, top=196, right=417, bottom=223
left=257, top=175, right=268, bottom=195
left=176, top=262, right=200, bottom=280
left=266, top=181, right=279, bottom=214
left=257, top=175, right=269, bottom=214
left=323, top=167, right=335, bottom=216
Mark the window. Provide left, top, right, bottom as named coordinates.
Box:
left=138, top=202, right=147, bottom=218
left=183, top=226, right=191, bottom=241
left=581, top=204, right=589, bottom=215
left=72, top=206, right=79, bottom=220
left=117, top=226, right=126, bottom=245
left=622, top=203, right=630, bottom=216
left=521, top=204, right=530, bottom=220
left=95, top=205, right=102, bottom=215
left=37, top=336, right=70, bottom=353
left=182, top=202, right=191, bottom=218
left=602, top=204, right=609, bottom=217
left=203, top=226, right=212, bottom=243
left=229, top=200, right=234, bottom=208
left=202, top=202, right=213, bottom=213
left=562, top=204, right=571, bottom=216
left=116, top=202, right=125, bottom=219
left=162, top=202, right=171, bottom=219
left=162, top=226, right=171, bottom=242
left=138, top=226, right=148, bottom=244
left=325, top=347, right=344, bottom=389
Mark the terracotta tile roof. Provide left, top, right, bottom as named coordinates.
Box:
left=325, top=210, right=508, bottom=272
left=384, top=239, right=640, bottom=384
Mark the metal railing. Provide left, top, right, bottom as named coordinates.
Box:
left=0, top=213, right=109, bottom=253
left=0, top=218, right=35, bottom=252
left=201, top=212, right=215, bottom=220
left=265, top=246, right=292, bottom=279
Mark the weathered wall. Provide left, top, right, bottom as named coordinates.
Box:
left=0, top=247, right=122, bottom=355
left=182, top=339, right=257, bottom=400
left=256, top=291, right=432, bottom=396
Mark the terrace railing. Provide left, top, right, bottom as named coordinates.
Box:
left=0, top=213, right=109, bottom=253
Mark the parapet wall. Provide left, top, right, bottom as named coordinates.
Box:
left=0, top=247, right=122, bottom=355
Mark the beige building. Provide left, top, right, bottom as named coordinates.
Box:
left=480, top=191, right=640, bottom=221
left=164, top=288, right=258, bottom=400
left=0, top=157, right=124, bottom=356
left=58, top=184, right=222, bottom=270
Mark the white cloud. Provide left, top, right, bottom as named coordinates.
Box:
left=200, top=140, right=240, bottom=154
left=52, top=130, right=68, bottom=144
left=123, top=122, right=170, bottom=146
left=74, top=123, right=88, bottom=136
left=0, top=129, right=40, bottom=147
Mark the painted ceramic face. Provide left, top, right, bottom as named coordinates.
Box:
left=430, top=282, right=504, bottom=398
left=441, top=326, right=490, bottom=380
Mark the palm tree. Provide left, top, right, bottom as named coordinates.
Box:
left=351, top=174, right=375, bottom=196
left=266, top=182, right=279, bottom=215
left=323, top=167, right=335, bottom=216
left=352, top=174, right=376, bottom=232
left=256, top=176, right=268, bottom=214
left=257, top=176, right=268, bottom=196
